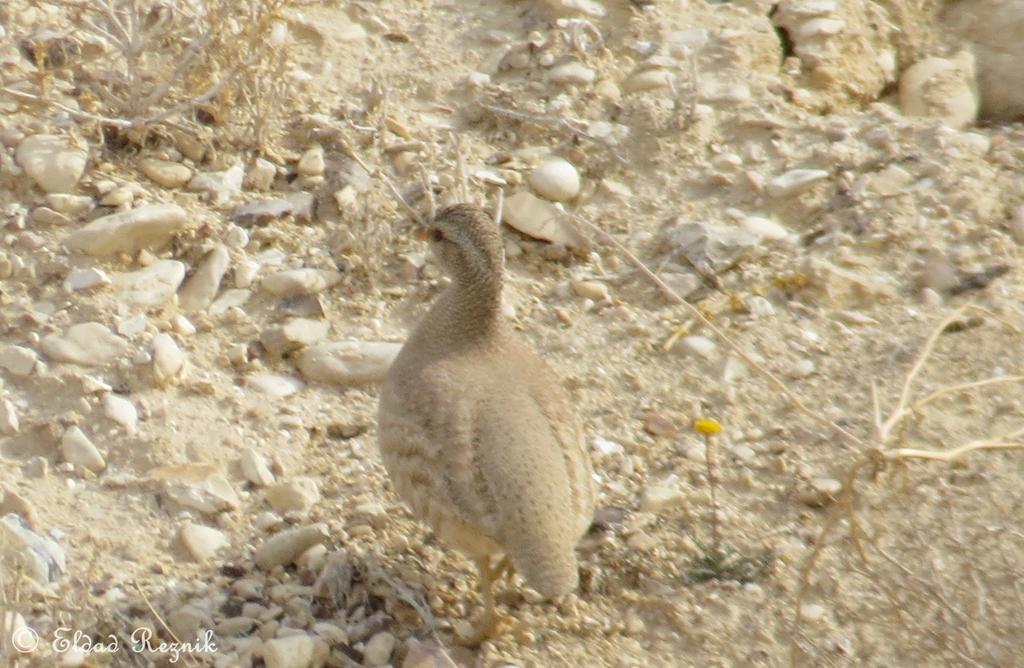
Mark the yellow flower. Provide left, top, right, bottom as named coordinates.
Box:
left=694, top=418, right=722, bottom=435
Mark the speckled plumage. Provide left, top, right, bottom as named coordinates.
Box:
left=377, top=204, right=595, bottom=638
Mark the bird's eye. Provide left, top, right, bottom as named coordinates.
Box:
left=431, top=229, right=444, bottom=242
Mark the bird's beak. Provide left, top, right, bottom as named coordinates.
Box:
left=412, top=226, right=433, bottom=241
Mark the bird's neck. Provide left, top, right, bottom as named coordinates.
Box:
left=418, top=273, right=504, bottom=347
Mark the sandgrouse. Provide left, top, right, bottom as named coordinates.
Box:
left=377, top=203, right=596, bottom=644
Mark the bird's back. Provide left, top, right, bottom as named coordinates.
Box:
left=378, top=327, right=595, bottom=597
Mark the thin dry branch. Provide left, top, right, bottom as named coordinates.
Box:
left=480, top=103, right=626, bottom=162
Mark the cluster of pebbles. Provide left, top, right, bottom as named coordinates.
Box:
left=2, top=0, right=1024, bottom=666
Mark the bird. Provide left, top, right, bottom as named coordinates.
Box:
left=377, top=203, right=596, bottom=645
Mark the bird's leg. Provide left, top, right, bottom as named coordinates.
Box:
left=455, top=556, right=502, bottom=646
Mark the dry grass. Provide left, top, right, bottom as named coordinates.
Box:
left=2, top=0, right=299, bottom=150
left=789, top=307, right=1024, bottom=667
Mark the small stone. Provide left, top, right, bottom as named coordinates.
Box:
left=233, top=261, right=256, bottom=288
left=140, top=158, right=192, bottom=188
left=172, top=315, right=196, bottom=335
left=1010, top=205, right=1024, bottom=245
left=240, top=449, right=275, bottom=487
left=61, top=426, right=106, bottom=472
left=246, top=158, right=277, bottom=191
left=209, top=289, right=252, bottom=315
left=296, top=145, right=325, bottom=176
left=265, top=478, right=320, bottom=513
left=247, top=373, right=305, bottom=397
left=529, top=157, right=581, bottom=202
left=590, top=436, right=624, bottom=457
left=640, top=476, right=685, bottom=512
left=100, top=186, right=134, bottom=207
left=680, top=441, right=706, bottom=462
left=254, top=511, right=283, bottom=532
left=363, top=631, right=396, bottom=667
left=231, top=194, right=317, bottom=227
left=0, top=345, right=38, bottom=376
left=799, top=603, right=827, bottom=623
left=262, top=268, right=342, bottom=297
left=188, top=164, right=245, bottom=203
left=31, top=206, right=71, bottom=226
left=103, top=394, right=138, bottom=432
left=263, top=634, right=316, bottom=668
left=677, top=336, right=717, bottom=358
left=741, top=216, right=791, bottom=242
left=254, top=523, right=329, bottom=570
left=571, top=279, right=608, bottom=301
left=64, top=267, right=111, bottom=292
left=64, top=203, right=189, bottom=256
left=667, top=220, right=757, bottom=274
left=117, top=314, right=149, bottom=337
left=179, top=522, right=228, bottom=562
left=152, top=464, right=240, bottom=515
left=260, top=318, right=329, bottom=356
left=791, top=358, right=816, bottom=378
left=623, top=69, right=675, bottom=93
left=152, top=333, right=186, bottom=385
left=766, top=169, right=829, bottom=198
left=41, top=322, right=129, bottom=366
left=798, top=478, right=842, bottom=507
left=46, top=194, right=94, bottom=216
left=15, top=134, right=88, bottom=193
left=0, top=514, right=66, bottom=584
left=548, top=61, right=596, bottom=86
left=917, top=249, right=959, bottom=293
left=643, top=412, right=677, bottom=436
left=112, top=259, right=187, bottom=306
left=0, top=399, right=18, bottom=435
left=502, top=191, right=588, bottom=250
left=296, top=341, right=401, bottom=385
left=179, top=245, right=230, bottom=312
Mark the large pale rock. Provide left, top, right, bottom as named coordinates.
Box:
left=40, top=322, right=128, bottom=366
left=295, top=341, right=400, bottom=385
left=15, top=134, right=87, bottom=193
left=501, top=191, right=588, bottom=251
left=178, top=245, right=230, bottom=311
left=64, top=204, right=189, bottom=255
left=898, top=51, right=979, bottom=129
left=112, top=260, right=186, bottom=306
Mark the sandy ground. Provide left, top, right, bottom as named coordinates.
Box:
left=1, top=0, right=1023, bottom=666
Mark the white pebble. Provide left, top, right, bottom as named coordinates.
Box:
left=152, top=333, right=186, bottom=385
left=677, top=336, right=717, bottom=358
left=766, top=169, right=829, bottom=198
left=240, top=448, right=275, bottom=487
left=63, top=267, right=111, bottom=292
left=791, top=358, right=816, bottom=378
left=103, top=394, right=138, bottom=432
left=528, top=157, right=581, bottom=202
left=61, top=426, right=106, bottom=472
left=179, top=522, right=228, bottom=562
